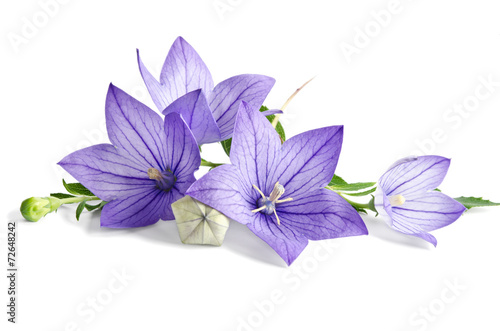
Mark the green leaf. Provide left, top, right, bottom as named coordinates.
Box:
left=454, top=197, right=500, bottom=210
left=343, top=187, right=377, bottom=197
left=63, top=179, right=95, bottom=196
left=329, top=175, right=348, bottom=186
left=220, top=105, right=286, bottom=157
left=221, top=138, right=232, bottom=157
left=85, top=201, right=108, bottom=212
left=50, top=193, right=76, bottom=199
left=329, top=181, right=376, bottom=192
left=76, top=200, right=88, bottom=221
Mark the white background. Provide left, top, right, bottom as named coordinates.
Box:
left=1, top=0, right=500, bottom=330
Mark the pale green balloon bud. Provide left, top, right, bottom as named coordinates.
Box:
left=20, top=197, right=62, bottom=222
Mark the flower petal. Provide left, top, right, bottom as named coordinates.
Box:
left=210, top=74, right=275, bottom=140
left=230, top=101, right=282, bottom=196
left=278, top=189, right=368, bottom=240
left=247, top=214, right=309, bottom=265
left=163, top=112, right=201, bottom=186
left=137, top=49, right=170, bottom=111
left=159, top=37, right=214, bottom=107
left=379, top=156, right=450, bottom=198
left=186, top=164, right=256, bottom=225
left=271, top=126, right=343, bottom=197
left=260, top=109, right=283, bottom=117
left=58, top=144, right=153, bottom=201
left=163, top=89, right=221, bottom=145
left=106, top=84, right=167, bottom=170
left=390, top=191, right=466, bottom=245
left=101, top=187, right=182, bottom=228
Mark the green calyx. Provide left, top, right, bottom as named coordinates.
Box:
left=20, top=196, right=62, bottom=222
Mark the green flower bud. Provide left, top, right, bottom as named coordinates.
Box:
left=20, top=197, right=62, bottom=222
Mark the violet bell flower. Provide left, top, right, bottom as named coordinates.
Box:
left=186, top=101, right=368, bottom=265
left=374, top=156, right=466, bottom=246
left=58, top=84, right=200, bottom=227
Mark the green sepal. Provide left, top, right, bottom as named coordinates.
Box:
left=76, top=200, right=88, bottom=221
left=50, top=193, right=76, bottom=199
left=85, top=201, right=108, bottom=212
left=454, top=197, right=500, bottom=210
left=220, top=105, right=286, bottom=157
left=63, top=179, right=95, bottom=196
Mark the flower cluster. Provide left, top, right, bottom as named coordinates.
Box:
left=20, top=36, right=499, bottom=265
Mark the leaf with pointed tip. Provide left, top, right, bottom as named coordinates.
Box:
left=454, top=196, right=500, bottom=210
left=76, top=200, right=88, bottom=221
left=50, top=193, right=76, bottom=199
left=63, top=179, right=95, bottom=196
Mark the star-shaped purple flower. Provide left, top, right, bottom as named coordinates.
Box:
left=374, top=156, right=466, bottom=245
left=186, top=102, right=368, bottom=265
left=137, top=36, right=276, bottom=143
left=58, top=84, right=200, bottom=228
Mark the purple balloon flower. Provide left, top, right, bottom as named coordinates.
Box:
left=137, top=36, right=276, bottom=143
left=186, top=102, right=368, bottom=265
left=58, top=84, right=200, bottom=228
left=374, top=156, right=466, bottom=245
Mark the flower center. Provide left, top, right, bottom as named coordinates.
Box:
left=251, top=182, right=293, bottom=225
left=388, top=194, right=405, bottom=207
left=148, top=168, right=176, bottom=192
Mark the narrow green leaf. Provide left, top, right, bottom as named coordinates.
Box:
left=343, top=187, right=377, bottom=197
left=76, top=200, right=87, bottom=221
left=50, top=193, right=76, bottom=199
left=63, top=179, right=95, bottom=196
left=330, top=182, right=376, bottom=192
left=454, top=196, right=500, bottom=210
left=84, top=201, right=107, bottom=212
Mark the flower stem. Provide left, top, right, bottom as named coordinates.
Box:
left=340, top=195, right=377, bottom=214
left=60, top=196, right=100, bottom=205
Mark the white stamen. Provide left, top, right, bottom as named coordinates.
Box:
left=252, top=184, right=266, bottom=199
left=252, top=206, right=266, bottom=213
left=388, top=194, right=406, bottom=207
left=269, top=182, right=285, bottom=202
left=273, top=209, right=281, bottom=226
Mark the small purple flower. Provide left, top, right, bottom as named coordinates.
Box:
left=137, top=36, right=275, bottom=143
left=58, top=84, right=200, bottom=228
left=374, top=156, right=466, bottom=245
left=186, top=101, right=368, bottom=265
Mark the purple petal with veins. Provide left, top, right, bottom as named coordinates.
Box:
left=163, top=89, right=221, bottom=145
left=106, top=84, right=167, bottom=170
left=159, top=37, right=214, bottom=106
left=247, top=214, right=309, bottom=266
left=137, top=49, right=170, bottom=111
left=271, top=125, right=343, bottom=197
left=230, top=101, right=281, bottom=195
left=101, top=185, right=183, bottom=227
left=210, top=74, right=275, bottom=140
left=58, top=144, right=153, bottom=202
left=278, top=189, right=368, bottom=240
